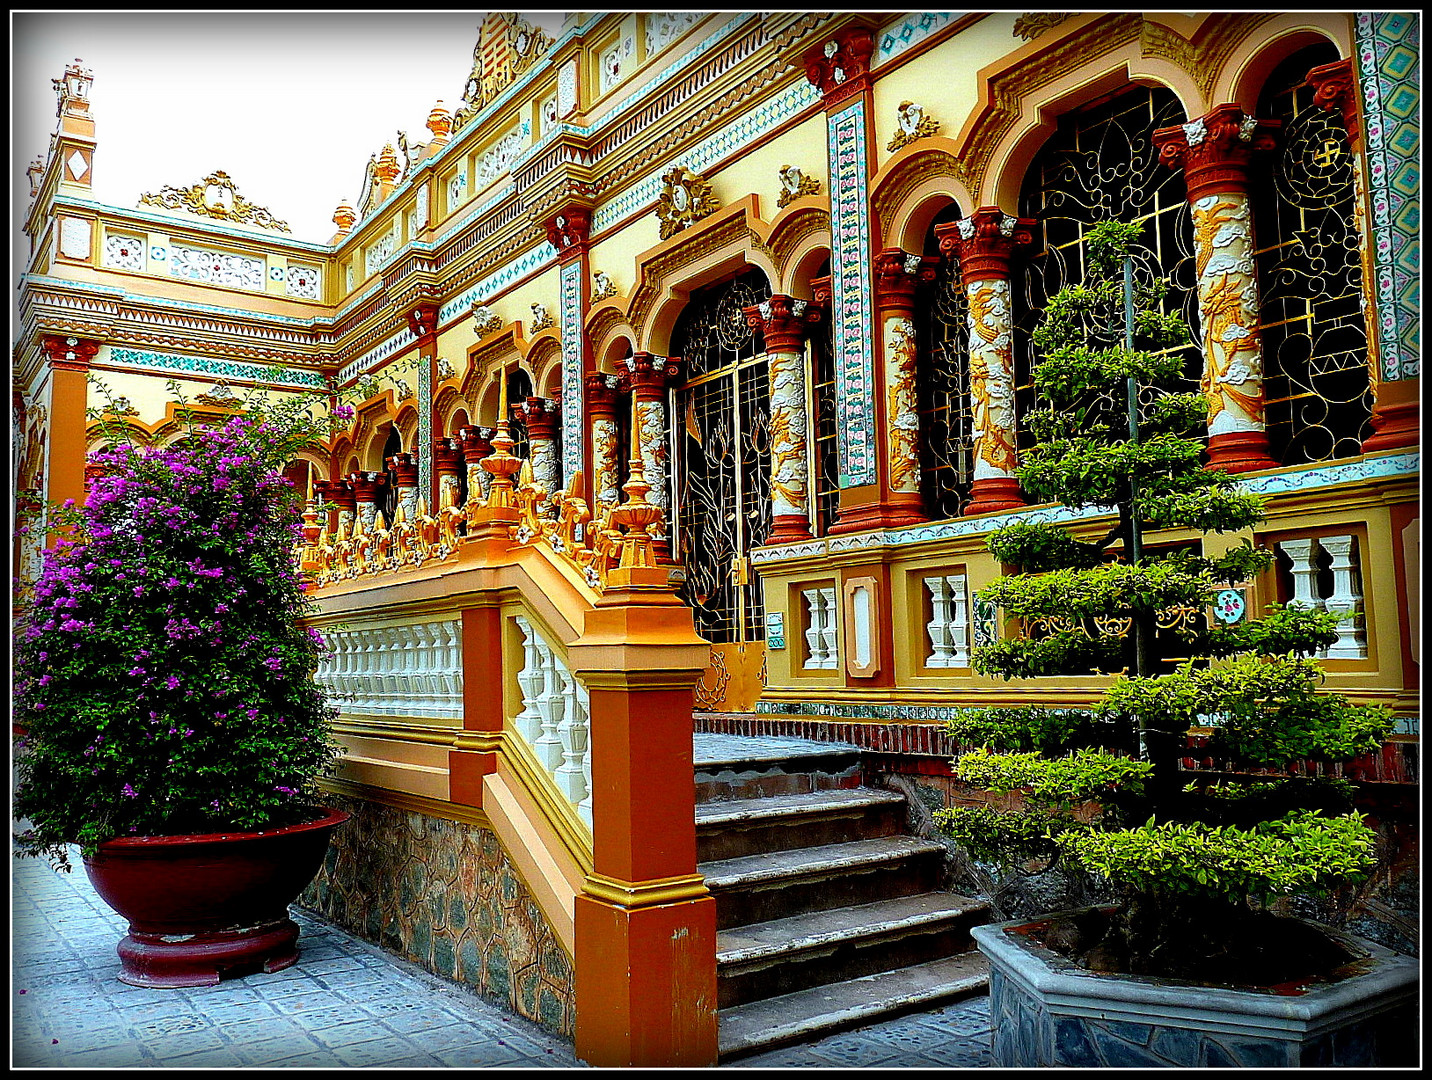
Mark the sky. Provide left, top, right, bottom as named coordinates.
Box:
left=12, top=11, right=569, bottom=254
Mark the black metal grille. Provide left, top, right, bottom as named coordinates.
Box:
left=915, top=250, right=973, bottom=520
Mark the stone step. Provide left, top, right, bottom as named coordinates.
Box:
left=717, top=950, right=990, bottom=1060
left=696, top=787, right=907, bottom=863
left=701, top=836, right=945, bottom=930
left=694, top=734, right=863, bottom=804
left=717, top=892, right=989, bottom=1008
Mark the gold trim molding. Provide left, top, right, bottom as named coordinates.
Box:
left=138, top=169, right=291, bottom=232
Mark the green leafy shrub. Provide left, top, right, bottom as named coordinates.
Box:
left=937, top=221, right=1392, bottom=974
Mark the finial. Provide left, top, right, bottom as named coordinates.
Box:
left=375, top=144, right=401, bottom=186
left=333, top=198, right=356, bottom=233
left=426, top=100, right=453, bottom=141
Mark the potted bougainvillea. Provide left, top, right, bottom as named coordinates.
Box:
left=935, top=223, right=1416, bottom=1067
left=13, top=381, right=350, bottom=988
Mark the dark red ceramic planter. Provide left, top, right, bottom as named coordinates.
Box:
left=82, top=808, right=349, bottom=988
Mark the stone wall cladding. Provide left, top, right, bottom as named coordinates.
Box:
left=298, top=793, right=575, bottom=1038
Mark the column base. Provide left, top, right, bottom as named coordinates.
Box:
left=1362, top=385, right=1419, bottom=454
left=965, top=477, right=1027, bottom=517
left=1206, top=430, right=1279, bottom=474
left=766, top=513, right=814, bottom=545
left=827, top=494, right=926, bottom=535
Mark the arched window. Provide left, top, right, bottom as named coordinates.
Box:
left=670, top=267, right=773, bottom=644
left=914, top=203, right=972, bottom=520
left=1016, top=86, right=1201, bottom=448
left=1252, top=43, right=1372, bottom=464
left=379, top=426, right=401, bottom=526
left=505, top=367, right=533, bottom=462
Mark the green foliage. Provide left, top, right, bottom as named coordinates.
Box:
left=954, top=748, right=1152, bottom=807
left=1057, top=811, right=1377, bottom=900
left=934, top=218, right=1396, bottom=956
left=946, top=706, right=1123, bottom=754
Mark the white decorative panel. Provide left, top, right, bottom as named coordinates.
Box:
left=599, top=36, right=634, bottom=95
left=284, top=263, right=320, bottom=300
left=557, top=59, right=577, bottom=117
left=1279, top=536, right=1367, bottom=660
left=448, top=169, right=468, bottom=208
left=802, top=587, right=840, bottom=670
left=170, top=244, right=265, bottom=290
left=365, top=227, right=397, bottom=276
left=345, top=263, right=355, bottom=291
left=410, top=186, right=429, bottom=234
left=541, top=95, right=559, bottom=131
left=103, top=233, right=146, bottom=272
left=645, top=12, right=702, bottom=56
left=314, top=617, right=462, bottom=720
left=59, top=217, right=92, bottom=260
left=475, top=122, right=531, bottom=189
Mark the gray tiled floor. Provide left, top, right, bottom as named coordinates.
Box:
left=12, top=846, right=992, bottom=1068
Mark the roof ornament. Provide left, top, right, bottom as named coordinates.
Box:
left=138, top=170, right=291, bottom=232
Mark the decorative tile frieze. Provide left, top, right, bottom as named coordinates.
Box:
left=646, top=13, right=704, bottom=57
left=828, top=96, right=877, bottom=487
left=876, top=11, right=960, bottom=66
left=437, top=245, right=554, bottom=325
left=106, top=346, right=326, bottom=389
left=337, top=325, right=418, bottom=386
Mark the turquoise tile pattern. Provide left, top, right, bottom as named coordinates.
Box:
left=1356, top=12, right=1420, bottom=381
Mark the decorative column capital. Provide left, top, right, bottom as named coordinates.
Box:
left=431, top=438, right=461, bottom=475
left=1153, top=104, right=1279, bottom=202
left=624, top=353, right=681, bottom=396
left=810, top=274, right=833, bottom=314
left=457, top=425, right=494, bottom=465
left=406, top=304, right=439, bottom=340
left=1307, top=57, right=1361, bottom=143
left=873, top=249, right=938, bottom=308
left=936, top=208, right=1036, bottom=282
left=319, top=477, right=356, bottom=514
left=387, top=452, right=420, bottom=486
left=41, top=334, right=101, bottom=372
left=521, top=396, right=561, bottom=438
left=584, top=372, right=624, bottom=416
left=545, top=207, right=591, bottom=255
left=803, top=25, right=876, bottom=106
left=742, top=294, right=822, bottom=353
left=350, top=471, right=389, bottom=504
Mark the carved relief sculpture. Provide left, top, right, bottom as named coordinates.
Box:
left=776, top=165, right=821, bottom=209
left=530, top=303, right=555, bottom=332
left=886, top=101, right=941, bottom=152
left=139, top=170, right=291, bottom=232
left=590, top=271, right=617, bottom=301
left=655, top=166, right=721, bottom=240
left=471, top=302, right=504, bottom=338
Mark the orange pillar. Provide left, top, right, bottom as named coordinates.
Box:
left=569, top=588, right=716, bottom=1067
left=449, top=603, right=504, bottom=809
left=40, top=335, right=99, bottom=547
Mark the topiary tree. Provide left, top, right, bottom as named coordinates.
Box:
left=935, top=221, right=1392, bottom=980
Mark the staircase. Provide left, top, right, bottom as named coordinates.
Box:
left=694, top=734, right=990, bottom=1060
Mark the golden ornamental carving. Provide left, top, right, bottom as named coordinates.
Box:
left=776, top=164, right=821, bottom=209
left=529, top=302, right=555, bottom=332
left=1013, top=13, right=1072, bottom=41
left=471, top=302, right=504, bottom=338
left=655, top=165, right=721, bottom=240
left=138, top=170, right=291, bottom=232
left=590, top=271, right=618, bottom=302
left=886, top=101, right=942, bottom=152
left=194, top=380, right=243, bottom=408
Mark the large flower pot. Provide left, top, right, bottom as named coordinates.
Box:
left=972, top=907, right=1418, bottom=1068
left=82, top=808, right=350, bottom=988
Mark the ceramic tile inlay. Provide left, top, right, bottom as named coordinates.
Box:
left=560, top=260, right=584, bottom=482
left=1355, top=12, right=1420, bottom=381
left=829, top=96, right=877, bottom=487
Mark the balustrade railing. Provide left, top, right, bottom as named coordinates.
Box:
left=513, top=614, right=593, bottom=826
left=314, top=618, right=463, bottom=719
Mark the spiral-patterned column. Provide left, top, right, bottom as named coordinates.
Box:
left=938, top=207, right=1035, bottom=515
left=585, top=373, right=623, bottom=509
left=1155, top=103, right=1281, bottom=473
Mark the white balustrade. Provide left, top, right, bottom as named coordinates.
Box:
left=512, top=615, right=593, bottom=827
left=314, top=618, right=463, bottom=719
left=1276, top=535, right=1367, bottom=660
left=925, top=573, right=971, bottom=668
left=802, top=586, right=840, bottom=670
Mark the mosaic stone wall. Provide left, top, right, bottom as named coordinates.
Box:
left=1355, top=12, right=1420, bottom=382
left=298, top=794, right=575, bottom=1039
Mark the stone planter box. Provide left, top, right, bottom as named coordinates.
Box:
left=971, top=908, right=1419, bottom=1067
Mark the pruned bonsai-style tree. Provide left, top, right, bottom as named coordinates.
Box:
left=936, top=220, right=1392, bottom=981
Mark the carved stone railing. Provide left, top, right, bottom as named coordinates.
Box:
left=513, top=613, right=592, bottom=826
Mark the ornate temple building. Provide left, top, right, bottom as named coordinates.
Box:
left=14, top=12, right=1420, bottom=1067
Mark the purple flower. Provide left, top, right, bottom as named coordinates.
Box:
left=120, top=784, right=138, bottom=798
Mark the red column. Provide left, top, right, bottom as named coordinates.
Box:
left=938, top=208, right=1036, bottom=515
left=872, top=250, right=938, bottom=527
left=743, top=294, right=822, bottom=543
left=1154, top=104, right=1281, bottom=473
left=406, top=304, right=441, bottom=509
